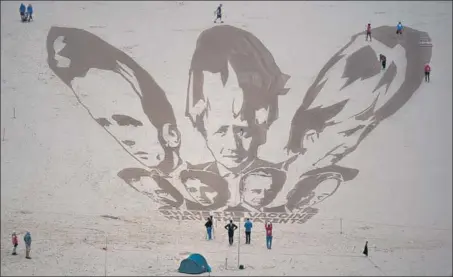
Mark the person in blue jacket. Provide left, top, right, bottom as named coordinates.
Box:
left=396, top=21, right=403, bottom=35
left=244, top=218, right=253, bottom=244
left=24, top=231, right=32, bottom=259
left=26, top=4, right=33, bottom=22
left=19, top=3, right=26, bottom=21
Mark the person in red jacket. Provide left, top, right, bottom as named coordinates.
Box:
left=265, top=222, right=273, bottom=249
left=366, top=23, right=372, bottom=42
left=424, top=64, right=431, bottom=82
left=12, top=232, right=18, bottom=255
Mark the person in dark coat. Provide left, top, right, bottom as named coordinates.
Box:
left=379, top=54, right=386, bottom=70
left=205, top=217, right=213, bottom=240
left=366, top=23, right=372, bottom=42
left=214, top=4, right=223, bottom=23
left=224, top=220, right=238, bottom=246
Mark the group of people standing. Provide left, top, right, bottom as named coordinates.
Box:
left=19, top=3, right=33, bottom=22
left=205, top=217, right=274, bottom=250
left=11, top=231, right=32, bottom=259
left=367, top=22, right=431, bottom=82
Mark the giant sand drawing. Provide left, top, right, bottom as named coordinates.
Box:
left=47, top=25, right=432, bottom=224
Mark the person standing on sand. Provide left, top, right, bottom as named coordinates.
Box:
left=214, top=4, right=223, bottom=23
left=244, top=218, right=253, bottom=244
left=26, top=4, right=33, bottom=22
left=24, top=231, right=32, bottom=259
left=366, top=23, right=372, bottom=42
left=224, top=219, right=237, bottom=246
left=205, top=217, right=213, bottom=240
left=19, top=3, right=26, bottom=21
left=209, top=215, right=215, bottom=239
left=424, top=63, right=431, bottom=82
left=379, top=54, right=386, bottom=70
left=12, top=232, right=18, bottom=255
left=396, top=22, right=403, bottom=35
left=265, top=222, right=273, bottom=249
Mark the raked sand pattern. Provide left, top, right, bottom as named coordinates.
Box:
left=1, top=1, right=451, bottom=276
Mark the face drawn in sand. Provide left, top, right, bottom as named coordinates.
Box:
left=180, top=169, right=230, bottom=210
left=117, top=167, right=185, bottom=209
left=46, top=27, right=181, bottom=174
left=47, top=25, right=431, bottom=221
left=186, top=26, right=291, bottom=172
left=268, top=25, right=432, bottom=209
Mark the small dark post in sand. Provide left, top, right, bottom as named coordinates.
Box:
left=363, top=241, right=369, bottom=257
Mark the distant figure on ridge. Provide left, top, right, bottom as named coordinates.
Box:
left=424, top=63, right=431, bottom=83
left=396, top=21, right=403, bottom=35
left=366, top=23, right=372, bottom=41
left=214, top=4, right=223, bottom=23
left=379, top=54, right=386, bottom=70
left=224, top=219, right=237, bottom=246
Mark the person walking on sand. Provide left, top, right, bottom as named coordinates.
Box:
left=19, top=3, right=26, bottom=21
left=396, top=21, right=403, bottom=35
left=265, top=221, right=273, bottom=249
left=24, top=231, right=32, bottom=259
left=26, top=4, right=33, bottom=22
left=205, top=217, right=213, bottom=240
left=366, top=23, right=372, bottom=42
left=224, top=219, right=237, bottom=246
left=244, top=218, right=253, bottom=244
left=214, top=4, right=223, bottom=23
left=379, top=54, right=387, bottom=70
left=424, top=63, right=431, bottom=82
left=12, top=232, right=18, bottom=255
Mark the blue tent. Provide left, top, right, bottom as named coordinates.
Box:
left=178, top=253, right=212, bottom=274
